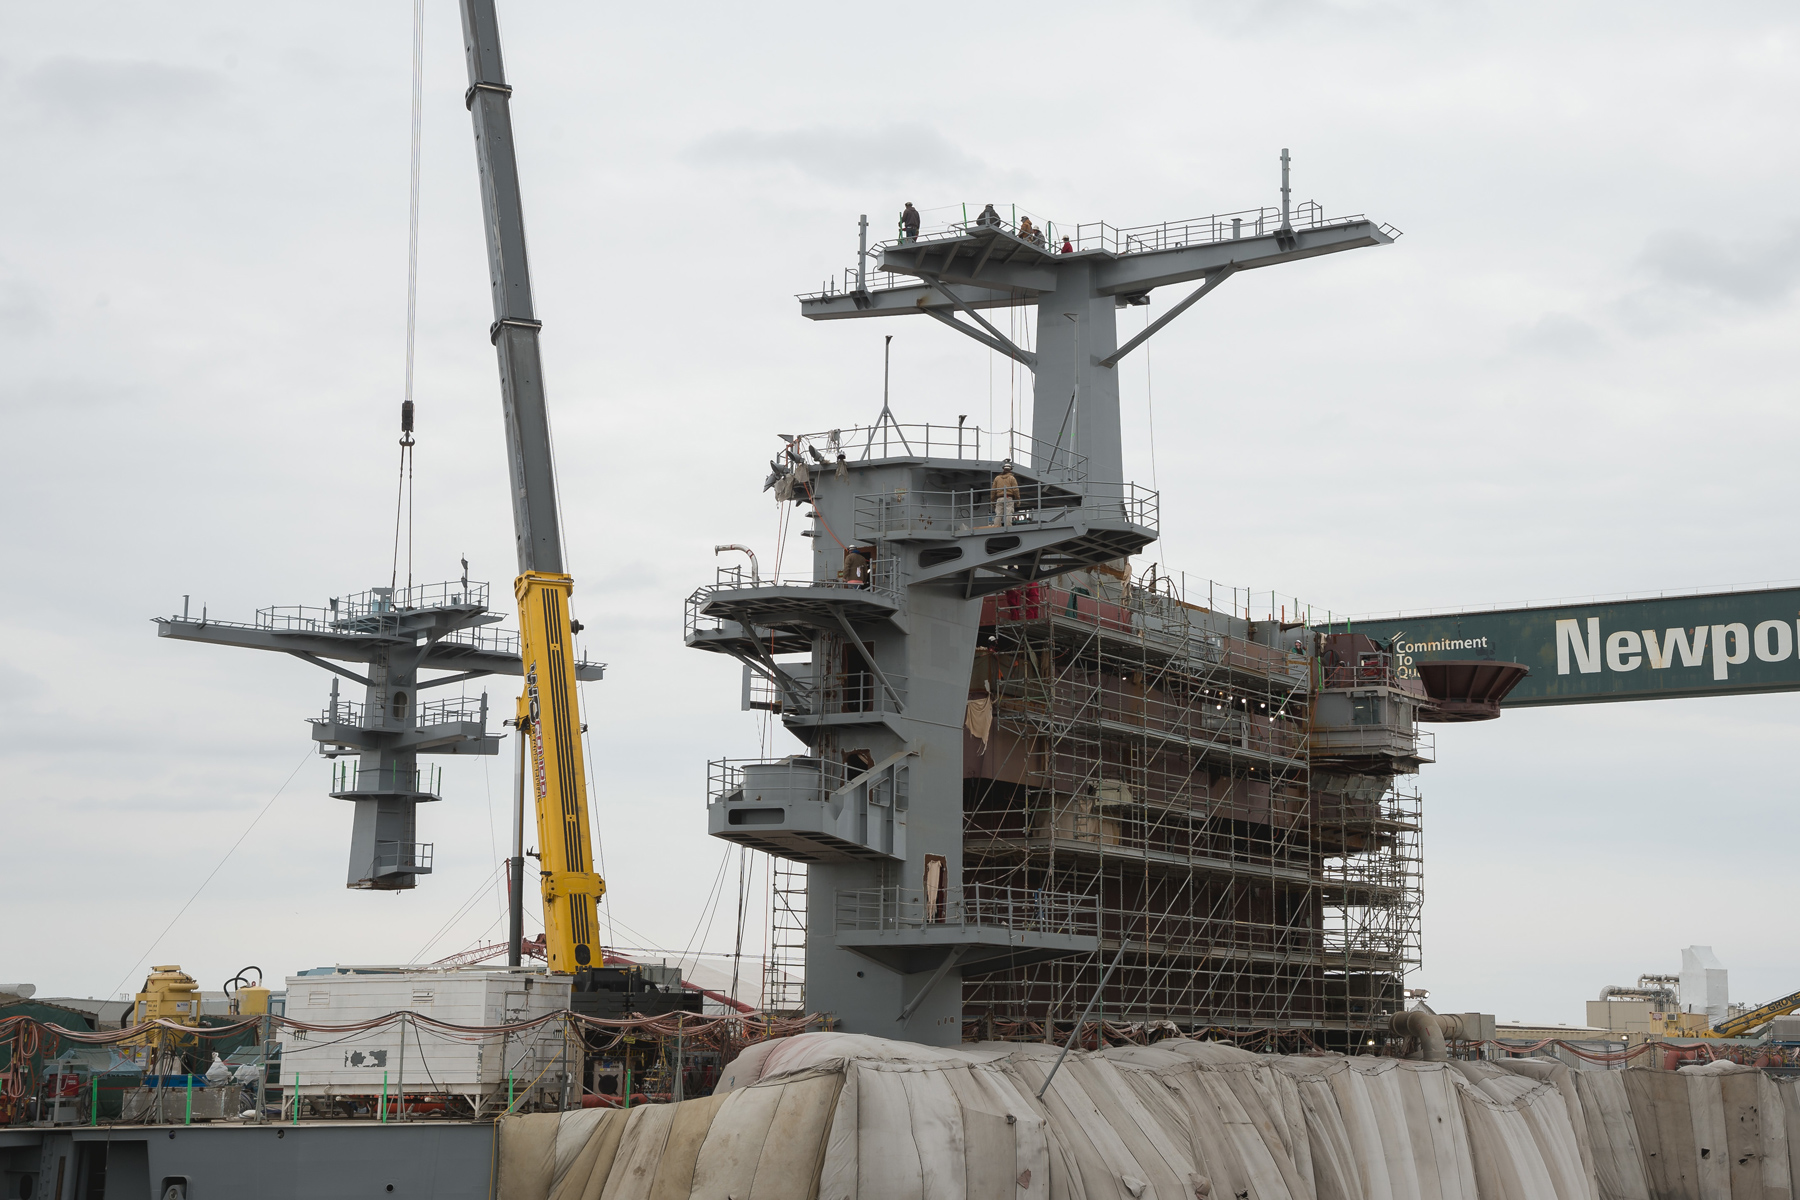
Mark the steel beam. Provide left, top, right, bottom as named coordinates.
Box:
left=803, top=281, right=1037, bottom=321
left=833, top=607, right=905, bottom=713
left=920, top=307, right=1038, bottom=369
left=921, top=276, right=1037, bottom=367
left=1094, top=220, right=1391, bottom=295
left=1099, top=267, right=1235, bottom=368
left=459, top=0, right=564, bottom=576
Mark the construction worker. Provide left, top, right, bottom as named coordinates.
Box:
left=842, top=546, right=870, bottom=587
left=901, top=202, right=921, bottom=242
left=1061, top=236, right=1074, bottom=254
left=1017, top=216, right=1036, bottom=244
left=976, top=203, right=1001, bottom=228
left=990, top=459, right=1021, bottom=528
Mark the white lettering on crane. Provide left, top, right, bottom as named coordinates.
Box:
left=1712, top=623, right=1750, bottom=680
left=1642, top=627, right=1708, bottom=670
left=1605, top=630, right=1642, bottom=672
left=1556, top=618, right=1601, bottom=675
left=1754, top=620, right=1794, bottom=663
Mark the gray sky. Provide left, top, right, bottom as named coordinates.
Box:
left=3, top=0, right=1797, bottom=1025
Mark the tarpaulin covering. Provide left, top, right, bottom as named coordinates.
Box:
left=495, top=1034, right=1800, bottom=1200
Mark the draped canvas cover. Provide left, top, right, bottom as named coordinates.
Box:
left=496, top=1034, right=1800, bottom=1200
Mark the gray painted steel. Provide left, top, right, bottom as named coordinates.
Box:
left=719, top=192, right=1395, bottom=1041
left=459, top=0, right=564, bottom=577
left=692, top=450, right=1154, bottom=1044
left=3, top=1122, right=495, bottom=1200
left=155, top=585, right=599, bottom=889
left=1350, top=586, right=1800, bottom=706
left=803, top=217, right=1392, bottom=492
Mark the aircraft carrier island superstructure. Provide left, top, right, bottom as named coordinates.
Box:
left=688, top=194, right=1425, bottom=1049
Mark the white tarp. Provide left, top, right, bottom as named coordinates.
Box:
left=496, top=1034, right=1797, bottom=1200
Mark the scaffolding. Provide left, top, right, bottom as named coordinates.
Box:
left=958, top=565, right=1423, bottom=1047
left=764, top=857, right=808, bottom=1014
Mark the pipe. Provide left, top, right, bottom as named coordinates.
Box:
left=1389, top=1010, right=1465, bottom=1062
left=1600, top=985, right=1675, bottom=1006
left=714, top=545, right=760, bottom=585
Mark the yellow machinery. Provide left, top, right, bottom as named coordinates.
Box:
left=126, top=966, right=203, bottom=1069
left=131, top=965, right=201, bottom=1027
left=516, top=572, right=605, bottom=972
left=1707, top=988, right=1800, bottom=1039
left=458, top=1, right=604, bottom=974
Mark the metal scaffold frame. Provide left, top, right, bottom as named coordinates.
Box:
left=956, top=566, right=1422, bottom=1044
left=764, top=856, right=808, bottom=1014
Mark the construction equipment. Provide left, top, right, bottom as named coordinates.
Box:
left=1709, top=988, right=1800, bottom=1039
left=457, top=0, right=602, bottom=975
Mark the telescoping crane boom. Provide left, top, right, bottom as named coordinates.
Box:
left=457, top=0, right=603, bottom=975
left=1710, top=988, right=1800, bottom=1039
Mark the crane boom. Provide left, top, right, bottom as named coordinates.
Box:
left=1712, top=988, right=1800, bottom=1039
left=458, top=0, right=603, bottom=974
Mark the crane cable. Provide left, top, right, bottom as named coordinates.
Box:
left=389, top=0, right=425, bottom=598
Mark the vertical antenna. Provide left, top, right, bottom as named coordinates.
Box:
left=1280, top=147, right=1291, bottom=232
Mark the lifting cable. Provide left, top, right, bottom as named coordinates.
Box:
left=389, top=0, right=425, bottom=597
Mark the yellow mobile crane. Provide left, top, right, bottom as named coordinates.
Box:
left=457, top=0, right=601, bottom=974
left=1707, top=989, right=1800, bottom=1039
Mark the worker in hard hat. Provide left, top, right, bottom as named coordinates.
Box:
left=990, top=460, right=1021, bottom=529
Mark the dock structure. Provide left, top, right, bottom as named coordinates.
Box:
left=695, top=181, right=1413, bottom=1046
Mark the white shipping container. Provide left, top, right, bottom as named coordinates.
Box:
left=277, top=968, right=573, bottom=1107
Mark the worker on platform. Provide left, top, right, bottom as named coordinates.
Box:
left=843, top=546, right=870, bottom=587
left=901, top=202, right=921, bottom=242
left=1017, top=216, right=1036, bottom=244
left=976, top=203, right=1001, bottom=228
left=1061, top=236, right=1074, bottom=254
left=990, top=459, right=1021, bottom=528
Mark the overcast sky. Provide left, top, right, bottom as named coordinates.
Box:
left=3, top=0, right=1797, bottom=1027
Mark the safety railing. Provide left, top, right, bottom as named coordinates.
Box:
left=311, top=695, right=488, bottom=732
left=374, top=841, right=434, bottom=874
left=685, top=560, right=902, bottom=642
left=1309, top=723, right=1435, bottom=764
left=817, top=668, right=907, bottom=717
left=258, top=580, right=489, bottom=633
left=780, top=423, right=1088, bottom=483
left=834, top=884, right=1098, bottom=937
left=708, top=756, right=853, bottom=805
left=854, top=481, right=1157, bottom=541
left=801, top=202, right=1381, bottom=302
left=330, top=760, right=443, bottom=798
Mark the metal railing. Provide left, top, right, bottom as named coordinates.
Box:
left=258, top=580, right=489, bottom=632
left=855, top=482, right=1157, bottom=541
left=330, top=760, right=443, bottom=798
left=800, top=201, right=1388, bottom=300
left=834, top=884, right=1098, bottom=937
left=782, top=423, right=1088, bottom=483
left=708, top=756, right=853, bottom=805
left=1309, top=724, right=1435, bottom=763
left=686, top=559, right=901, bottom=642
left=312, top=695, right=487, bottom=731
left=818, top=669, right=906, bottom=716
left=374, top=841, right=434, bottom=874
